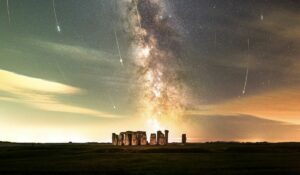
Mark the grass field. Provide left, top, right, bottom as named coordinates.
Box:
left=1, top=142, right=300, bottom=174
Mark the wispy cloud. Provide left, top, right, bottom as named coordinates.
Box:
left=0, top=69, right=80, bottom=94
left=253, top=8, right=300, bottom=42
left=186, top=114, right=300, bottom=142
left=28, top=39, right=118, bottom=64
left=0, top=69, right=122, bottom=118
left=189, top=85, right=300, bottom=124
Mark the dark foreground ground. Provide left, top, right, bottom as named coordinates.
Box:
left=1, top=142, right=300, bottom=175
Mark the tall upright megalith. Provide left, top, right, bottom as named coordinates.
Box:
left=124, top=131, right=133, bottom=146
left=164, top=130, right=169, bottom=144
left=118, top=132, right=124, bottom=146
left=157, top=131, right=166, bottom=145
left=150, top=133, right=157, bottom=145
left=182, top=134, right=187, bottom=144
left=131, top=132, right=138, bottom=146
left=112, top=133, right=118, bottom=146
left=140, top=132, right=147, bottom=145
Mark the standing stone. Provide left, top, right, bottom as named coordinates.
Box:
left=164, top=130, right=169, bottom=144
left=124, top=131, right=133, bottom=146
left=140, top=132, right=147, bottom=145
left=150, top=133, right=157, bottom=145
left=157, top=131, right=162, bottom=144
left=157, top=131, right=166, bottom=145
left=136, top=131, right=142, bottom=145
left=131, top=132, right=138, bottom=146
left=118, top=132, right=124, bottom=146
left=112, top=133, right=118, bottom=146
left=182, top=134, right=187, bottom=144
left=136, top=131, right=146, bottom=145
left=124, top=132, right=129, bottom=146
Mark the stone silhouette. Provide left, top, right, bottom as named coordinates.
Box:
left=157, top=131, right=166, bottom=145
left=182, top=134, right=187, bottom=144
left=150, top=133, right=157, bottom=145
left=165, top=130, right=169, bottom=144
left=112, top=130, right=170, bottom=146
left=112, top=131, right=147, bottom=146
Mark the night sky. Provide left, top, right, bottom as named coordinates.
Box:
left=1, top=0, right=300, bottom=142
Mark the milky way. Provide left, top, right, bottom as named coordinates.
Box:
left=118, top=0, right=188, bottom=131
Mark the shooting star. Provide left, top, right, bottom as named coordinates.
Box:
left=107, top=92, right=117, bottom=110
left=6, top=0, right=11, bottom=24
left=114, top=30, right=124, bottom=66
left=260, top=13, right=264, bottom=21
left=242, top=38, right=250, bottom=95
left=242, top=67, right=249, bottom=95
left=52, top=0, right=61, bottom=33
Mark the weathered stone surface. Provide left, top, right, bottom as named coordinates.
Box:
left=157, top=131, right=166, bottom=145
left=131, top=132, right=138, bottom=146
left=182, top=134, right=187, bottom=144
left=164, top=130, right=169, bottom=144
left=136, top=132, right=141, bottom=145
left=140, top=132, right=147, bottom=145
left=136, top=131, right=144, bottom=145
left=118, top=132, right=124, bottom=146
left=157, top=131, right=162, bottom=143
left=124, top=131, right=133, bottom=146
left=112, top=133, right=118, bottom=146
left=150, top=133, right=157, bottom=145
left=158, top=137, right=166, bottom=145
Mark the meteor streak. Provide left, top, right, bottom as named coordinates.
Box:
left=6, top=0, right=10, bottom=24
left=52, top=0, right=61, bottom=33
left=114, top=30, right=124, bottom=66
left=242, top=38, right=250, bottom=95
left=242, top=67, right=249, bottom=95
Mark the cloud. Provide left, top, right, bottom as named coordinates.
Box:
left=208, top=7, right=300, bottom=71
left=0, top=69, right=80, bottom=94
left=186, top=114, right=300, bottom=142
left=189, top=85, right=300, bottom=124
left=28, top=39, right=119, bottom=64
left=26, top=38, right=134, bottom=87
left=0, top=69, right=122, bottom=118
left=0, top=37, right=120, bottom=67
left=253, top=8, right=300, bottom=42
